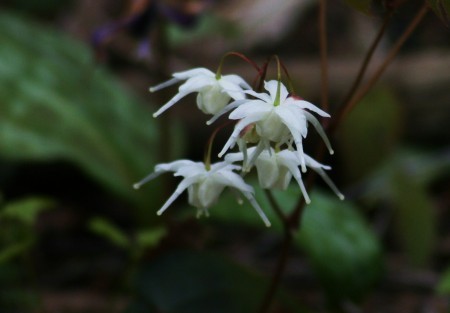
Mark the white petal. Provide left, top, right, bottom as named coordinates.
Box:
left=157, top=175, right=200, bottom=215
left=242, top=191, right=271, bottom=227
left=276, top=106, right=307, bottom=136
left=172, top=68, right=214, bottom=80
left=228, top=101, right=271, bottom=120
left=153, top=90, right=192, bottom=117
left=178, top=75, right=214, bottom=93
left=280, top=157, right=310, bottom=204
left=133, top=170, right=163, bottom=189
left=287, top=98, right=330, bottom=117
left=303, top=111, right=334, bottom=155
left=264, top=80, right=289, bottom=102
left=312, top=167, right=345, bottom=200
left=206, top=99, right=247, bottom=125
left=149, top=77, right=181, bottom=92
left=243, top=89, right=272, bottom=103
left=221, top=74, right=251, bottom=90
left=218, top=112, right=267, bottom=158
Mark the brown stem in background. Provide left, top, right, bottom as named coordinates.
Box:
left=332, top=3, right=428, bottom=131
left=319, top=0, right=329, bottom=111
left=337, top=11, right=393, bottom=119
left=258, top=3, right=428, bottom=313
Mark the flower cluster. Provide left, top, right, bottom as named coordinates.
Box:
left=134, top=66, right=344, bottom=227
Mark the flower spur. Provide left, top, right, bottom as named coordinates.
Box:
left=133, top=159, right=271, bottom=227
left=225, top=147, right=345, bottom=204
left=150, top=68, right=251, bottom=116
left=210, top=80, right=334, bottom=172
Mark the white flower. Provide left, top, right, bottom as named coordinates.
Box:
left=150, top=68, right=251, bottom=116
left=210, top=80, right=333, bottom=172
left=133, top=159, right=271, bottom=227
left=225, top=147, right=345, bottom=204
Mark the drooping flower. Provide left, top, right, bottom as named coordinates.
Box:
left=133, top=159, right=271, bottom=226
left=210, top=80, right=333, bottom=172
left=225, top=147, right=345, bottom=204
left=150, top=68, right=251, bottom=116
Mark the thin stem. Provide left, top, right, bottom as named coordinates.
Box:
left=332, top=3, right=428, bottom=130
left=318, top=0, right=329, bottom=111
left=338, top=11, right=393, bottom=114
left=258, top=192, right=293, bottom=313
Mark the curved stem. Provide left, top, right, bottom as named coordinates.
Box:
left=256, top=190, right=293, bottom=313
left=257, top=225, right=293, bottom=313
left=337, top=11, right=393, bottom=117
left=319, top=0, right=329, bottom=111
left=332, top=3, right=428, bottom=131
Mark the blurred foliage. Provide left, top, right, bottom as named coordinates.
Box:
left=343, top=0, right=372, bottom=14
left=210, top=186, right=383, bottom=304
left=1, top=0, right=73, bottom=17
left=128, top=249, right=307, bottom=313
left=0, top=197, right=50, bottom=311
left=0, top=197, right=52, bottom=264
left=337, top=88, right=401, bottom=183
left=437, top=267, right=450, bottom=295
left=0, top=11, right=161, bottom=218
left=89, top=216, right=166, bottom=258
left=364, top=149, right=450, bottom=266
left=428, top=0, right=450, bottom=25
left=167, top=14, right=239, bottom=48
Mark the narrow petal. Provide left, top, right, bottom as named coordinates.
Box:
left=264, top=80, right=289, bottom=102
left=313, top=168, right=345, bottom=200
left=218, top=113, right=267, bottom=158
left=157, top=176, right=199, bottom=215
left=150, top=77, right=181, bottom=92
left=243, top=89, right=272, bottom=103
left=288, top=98, right=331, bottom=117
left=282, top=159, right=310, bottom=204
left=153, top=90, right=192, bottom=117
left=221, top=74, right=251, bottom=90
left=228, top=101, right=271, bottom=120
left=303, top=111, right=334, bottom=155
left=172, top=68, right=214, bottom=80
left=133, top=170, right=164, bottom=189
left=206, top=99, right=247, bottom=125
left=242, top=191, right=271, bottom=227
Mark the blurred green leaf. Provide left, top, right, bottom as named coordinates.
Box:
left=298, top=192, right=383, bottom=303
left=362, top=150, right=442, bottom=266
left=0, top=240, right=33, bottom=264
left=437, top=267, right=450, bottom=295
left=1, top=197, right=52, bottom=225
left=427, top=0, right=450, bottom=25
left=130, top=249, right=306, bottom=313
left=344, top=0, right=372, bottom=14
left=89, top=217, right=129, bottom=248
left=210, top=186, right=383, bottom=303
left=337, top=88, right=401, bottom=183
left=135, top=227, right=166, bottom=251
left=390, top=166, right=436, bottom=267
left=0, top=12, right=160, bottom=213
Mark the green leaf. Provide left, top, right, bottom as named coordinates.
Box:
left=437, top=267, right=450, bottom=295
left=130, top=249, right=306, bottom=313
left=0, top=240, right=33, bottom=264
left=337, top=88, right=401, bottom=182
left=427, top=0, right=450, bottom=26
left=390, top=165, right=436, bottom=267
left=0, top=197, right=52, bottom=225
left=343, top=0, right=372, bottom=14
left=135, top=227, right=166, bottom=250
left=88, top=217, right=129, bottom=248
left=0, top=12, right=160, bottom=212
left=209, top=186, right=383, bottom=303
left=298, top=192, right=383, bottom=303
